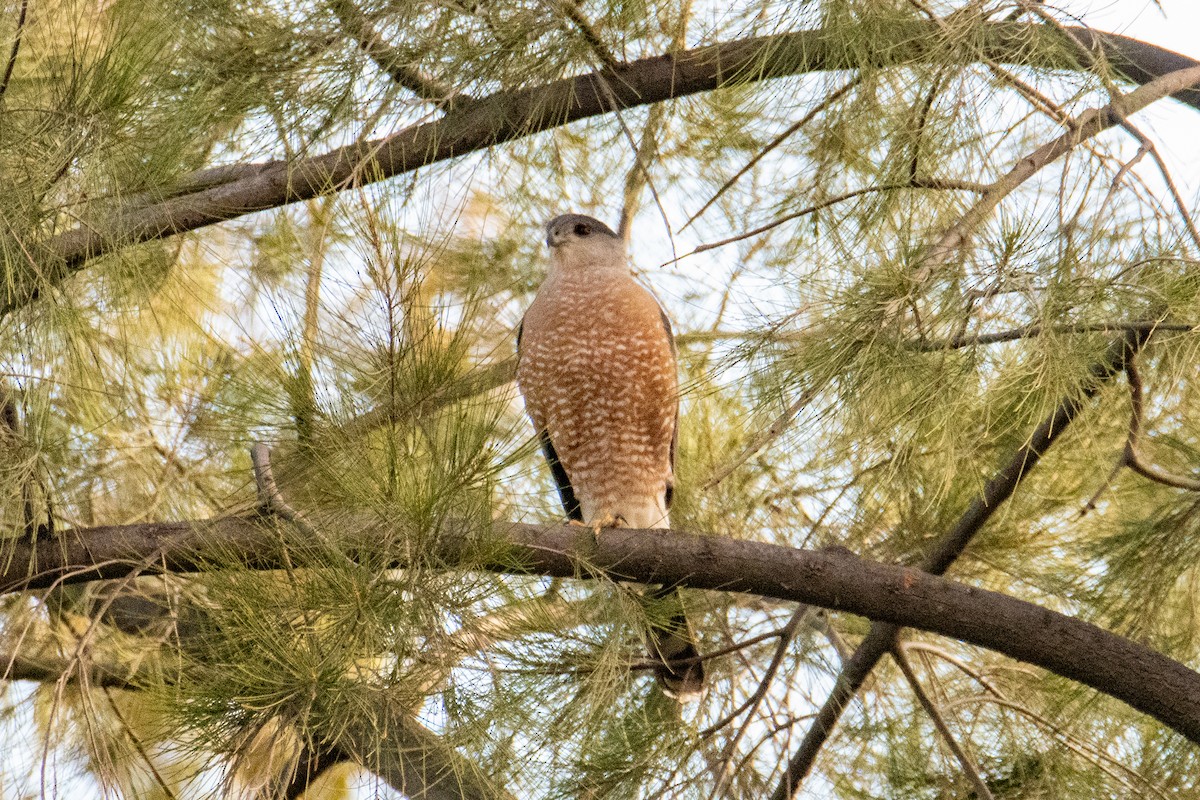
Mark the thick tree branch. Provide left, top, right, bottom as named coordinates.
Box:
left=769, top=330, right=1147, bottom=800
left=17, top=20, right=1200, bottom=317
left=3, top=505, right=1200, bottom=747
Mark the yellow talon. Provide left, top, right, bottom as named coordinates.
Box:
left=568, top=513, right=626, bottom=542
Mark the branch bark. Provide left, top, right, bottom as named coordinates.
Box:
left=3, top=505, right=1200, bottom=746
left=17, top=20, right=1200, bottom=317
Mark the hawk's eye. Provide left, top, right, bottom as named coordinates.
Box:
left=573, top=222, right=591, bottom=236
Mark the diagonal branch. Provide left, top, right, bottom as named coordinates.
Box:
left=18, top=21, right=1200, bottom=318
left=1022, top=6, right=1200, bottom=254
left=330, top=0, right=472, bottom=107
left=909, top=62, right=1200, bottom=292
left=556, top=0, right=621, bottom=71
left=0, top=0, right=28, bottom=102
left=1122, top=357, right=1200, bottom=491
left=768, top=329, right=1149, bottom=800
left=892, top=644, right=995, bottom=800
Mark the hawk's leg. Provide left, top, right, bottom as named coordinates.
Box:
left=568, top=513, right=627, bottom=542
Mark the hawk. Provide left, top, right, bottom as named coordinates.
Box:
left=516, top=213, right=704, bottom=699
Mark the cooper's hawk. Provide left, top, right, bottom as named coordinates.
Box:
left=516, top=213, right=704, bottom=699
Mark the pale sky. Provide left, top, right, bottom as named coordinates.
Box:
left=1078, top=1, right=1200, bottom=198
left=1079, top=0, right=1200, bottom=61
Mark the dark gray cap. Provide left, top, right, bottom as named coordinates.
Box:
left=545, top=214, right=619, bottom=247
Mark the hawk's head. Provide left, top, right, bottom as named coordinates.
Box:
left=545, top=214, right=619, bottom=248
left=544, top=214, right=624, bottom=273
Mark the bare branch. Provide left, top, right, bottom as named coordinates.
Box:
left=912, top=320, right=1195, bottom=351
left=682, top=179, right=989, bottom=260
left=1029, top=12, right=1200, bottom=253
left=0, top=0, right=28, bottom=102
left=911, top=62, right=1200, bottom=290
left=704, top=605, right=810, bottom=797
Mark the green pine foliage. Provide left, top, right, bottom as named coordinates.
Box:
left=0, top=0, right=1196, bottom=797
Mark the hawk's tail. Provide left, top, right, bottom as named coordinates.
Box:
left=642, top=585, right=705, bottom=700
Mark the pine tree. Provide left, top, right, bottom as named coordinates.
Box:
left=0, top=0, right=1198, bottom=797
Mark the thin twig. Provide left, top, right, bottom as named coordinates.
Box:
left=900, top=641, right=1004, bottom=697
left=913, top=320, right=1194, bottom=351
left=701, top=385, right=820, bottom=491
left=102, top=686, right=180, bottom=800
left=701, top=608, right=808, bottom=736
left=704, top=606, right=809, bottom=798
left=910, top=639, right=1170, bottom=799
left=892, top=645, right=995, bottom=800
left=679, top=179, right=988, bottom=260
left=684, top=76, right=863, bottom=229
left=1079, top=455, right=1126, bottom=517
left=947, top=694, right=1172, bottom=800
left=627, top=624, right=789, bottom=675
left=1087, top=140, right=1150, bottom=232
left=618, top=101, right=668, bottom=242
left=330, top=0, right=470, bottom=107
left=556, top=0, right=620, bottom=71
left=1114, top=121, right=1200, bottom=253
left=1123, top=358, right=1200, bottom=491
left=251, top=444, right=362, bottom=569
